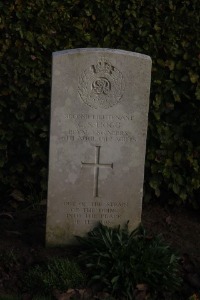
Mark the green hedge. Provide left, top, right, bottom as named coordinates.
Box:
left=0, top=0, right=200, bottom=206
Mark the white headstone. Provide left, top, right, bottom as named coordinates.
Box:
left=46, top=48, right=151, bottom=246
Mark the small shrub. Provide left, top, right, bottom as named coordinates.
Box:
left=0, top=296, right=21, bottom=300
left=24, top=258, right=85, bottom=296
left=76, top=223, right=182, bottom=299
left=0, top=249, right=18, bottom=271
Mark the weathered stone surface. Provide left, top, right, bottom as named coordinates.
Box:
left=46, top=48, right=152, bottom=245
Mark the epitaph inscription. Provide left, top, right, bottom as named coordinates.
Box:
left=46, top=48, right=152, bottom=246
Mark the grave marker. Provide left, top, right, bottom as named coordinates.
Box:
left=46, top=48, right=152, bottom=245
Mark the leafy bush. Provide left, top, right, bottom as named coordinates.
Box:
left=0, top=0, right=200, bottom=206
left=0, top=249, right=18, bottom=271
left=77, top=223, right=182, bottom=299
left=0, top=295, right=51, bottom=300
left=24, top=258, right=85, bottom=296
left=0, top=296, right=21, bottom=300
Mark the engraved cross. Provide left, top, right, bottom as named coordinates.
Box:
left=81, top=146, right=113, bottom=197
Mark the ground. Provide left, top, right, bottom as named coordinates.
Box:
left=142, top=202, right=200, bottom=264
left=0, top=199, right=200, bottom=299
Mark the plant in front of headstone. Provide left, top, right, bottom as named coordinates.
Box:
left=23, top=258, right=85, bottom=297
left=0, top=297, right=52, bottom=300
left=76, top=223, right=182, bottom=299
left=0, top=249, right=18, bottom=270
left=0, top=296, right=22, bottom=300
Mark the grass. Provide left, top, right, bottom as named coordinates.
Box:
left=24, top=257, right=85, bottom=296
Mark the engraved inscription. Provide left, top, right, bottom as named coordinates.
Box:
left=60, top=114, right=136, bottom=144
left=81, top=146, right=113, bottom=197
left=64, top=201, right=128, bottom=225
left=65, top=114, right=135, bottom=121
left=78, top=58, right=125, bottom=109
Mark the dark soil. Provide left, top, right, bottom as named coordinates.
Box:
left=0, top=200, right=200, bottom=299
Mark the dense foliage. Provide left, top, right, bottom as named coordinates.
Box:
left=0, top=0, right=200, bottom=205
left=77, top=223, right=182, bottom=298
left=24, top=258, right=85, bottom=296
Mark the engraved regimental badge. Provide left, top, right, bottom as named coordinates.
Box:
left=78, top=57, right=125, bottom=109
